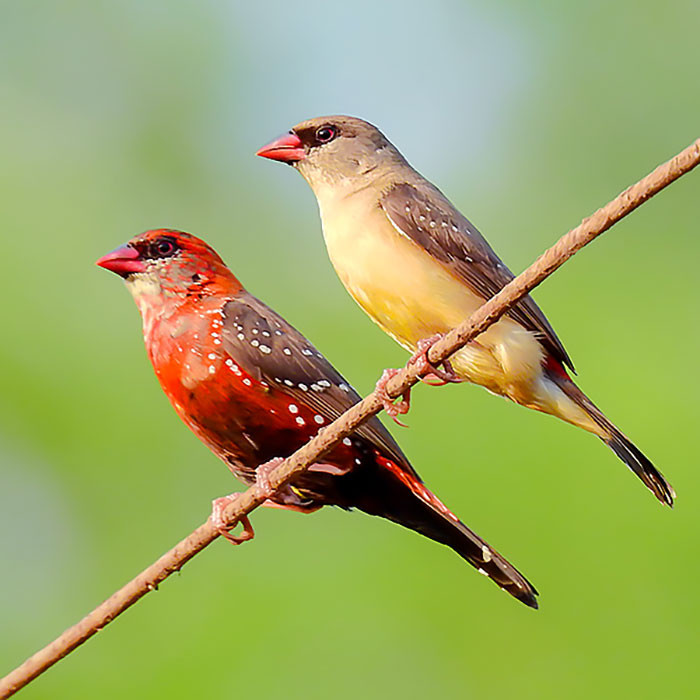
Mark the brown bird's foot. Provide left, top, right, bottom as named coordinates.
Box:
left=254, top=457, right=285, bottom=499
left=210, top=494, right=255, bottom=545
left=375, top=368, right=411, bottom=427
left=409, top=334, right=463, bottom=385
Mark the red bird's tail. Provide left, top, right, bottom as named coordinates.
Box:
left=544, top=363, right=675, bottom=507
left=350, top=456, right=538, bottom=608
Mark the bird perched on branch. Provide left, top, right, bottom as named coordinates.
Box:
left=97, top=229, right=538, bottom=607
left=257, top=115, right=674, bottom=507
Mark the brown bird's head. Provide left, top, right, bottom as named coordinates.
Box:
left=257, top=115, right=409, bottom=195
left=97, top=229, right=243, bottom=306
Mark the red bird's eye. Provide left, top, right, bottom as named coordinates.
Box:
left=315, top=126, right=337, bottom=144
left=151, top=237, right=179, bottom=258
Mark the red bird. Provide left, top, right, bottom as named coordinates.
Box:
left=97, top=229, right=538, bottom=608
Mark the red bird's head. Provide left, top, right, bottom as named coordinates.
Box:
left=97, top=229, right=243, bottom=305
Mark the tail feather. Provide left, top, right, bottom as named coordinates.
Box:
left=351, top=456, right=538, bottom=608
left=606, top=432, right=675, bottom=506
left=546, top=366, right=675, bottom=506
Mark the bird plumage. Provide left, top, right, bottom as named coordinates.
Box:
left=97, top=229, right=538, bottom=607
left=257, top=115, right=674, bottom=506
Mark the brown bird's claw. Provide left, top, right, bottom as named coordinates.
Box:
left=375, top=368, right=411, bottom=427
left=254, top=457, right=285, bottom=500
left=409, top=334, right=463, bottom=385
left=210, top=494, right=255, bottom=545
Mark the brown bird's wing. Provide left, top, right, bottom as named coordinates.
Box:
left=219, top=292, right=421, bottom=480
left=380, top=183, right=574, bottom=371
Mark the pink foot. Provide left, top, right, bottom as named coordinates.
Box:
left=375, top=368, right=411, bottom=427
left=254, top=457, right=285, bottom=499
left=409, top=334, right=463, bottom=385
left=210, top=494, right=255, bottom=545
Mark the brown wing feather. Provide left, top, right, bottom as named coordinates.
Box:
left=381, top=183, right=574, bottom=371
left=220, top=293, right=421, bottom=480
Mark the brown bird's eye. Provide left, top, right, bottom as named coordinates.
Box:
left=315, top=126, right=337, bottom=144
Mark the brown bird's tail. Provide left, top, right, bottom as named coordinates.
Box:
left=544, top=364, right=675, bottom=507
left=347, top=456, right=539, bottom=608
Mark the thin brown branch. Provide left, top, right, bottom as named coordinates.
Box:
left=2, top=137, right=698, bottom=699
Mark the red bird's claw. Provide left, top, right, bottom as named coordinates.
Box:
left=409, top=334, right=463, bottom=385
left=254, top=457, right=285, bottom=500
left=210, top=494, right=255, bottom=545
left=375, top=368, right=411, bottom=427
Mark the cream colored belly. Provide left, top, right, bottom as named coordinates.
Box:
left=321, top=205, right=545, bottom=399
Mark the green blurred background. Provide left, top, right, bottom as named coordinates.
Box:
left=1, top=1, right=698, bottom=698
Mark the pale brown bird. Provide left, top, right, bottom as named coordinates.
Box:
left=257, top=115, right=675, bottom=507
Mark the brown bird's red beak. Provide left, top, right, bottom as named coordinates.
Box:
left=96, top=244, right=146, bottom=277
left=256, top=132, right=305, bottom=163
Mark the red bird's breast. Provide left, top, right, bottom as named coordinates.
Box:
left=143, top=296, right=355, bottom=486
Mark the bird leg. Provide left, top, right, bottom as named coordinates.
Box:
left=409, top=334, right=463, bottom=385
left=375, top=368, right=411, bottom=427
left=254, top=457, right=285, bottom=499
left=210, top=494, right=256, bottom=545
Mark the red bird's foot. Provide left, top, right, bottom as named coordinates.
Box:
left=409, top=334, right=463, bottom=385
left=375, top=368, right=411, bottom=427
left=210, top=494, right=255, bottom=545
left=254, top=457, right=285, bottom=499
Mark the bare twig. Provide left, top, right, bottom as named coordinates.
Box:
left=1, top=138, right=698, bottom=699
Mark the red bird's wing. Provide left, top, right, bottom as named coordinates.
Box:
left=218, top=295, right=539, bottom=606
left=219, top=293, right=421, bottom=481
left=381, top=183, right=574, bottom=372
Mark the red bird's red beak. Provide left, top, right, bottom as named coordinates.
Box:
left=256, top=132, right=305, bottom=163
left=96, top=244, right=146, bottom=277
